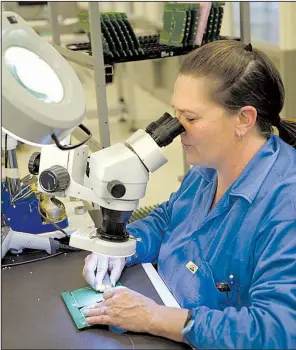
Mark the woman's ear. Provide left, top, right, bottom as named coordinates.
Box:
left=235, top=106, right=257, bottom=137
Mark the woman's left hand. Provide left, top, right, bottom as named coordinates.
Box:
left=83, top=286, right=159, bottom=333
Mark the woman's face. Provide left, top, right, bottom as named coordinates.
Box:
left=172, top=74, right=238, bottom=168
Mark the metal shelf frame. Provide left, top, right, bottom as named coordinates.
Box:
left=49, top=1, right=110, bottom=149
left=48, top=1, right=251, bottom=173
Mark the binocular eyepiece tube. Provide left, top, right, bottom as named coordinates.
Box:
left=146, top=113, right=185, bottom=148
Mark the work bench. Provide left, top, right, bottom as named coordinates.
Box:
left=2, top=208, right=190, bottom=349
left=2, top=251, right=190, bottom=349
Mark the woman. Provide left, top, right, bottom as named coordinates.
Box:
left=82, top=41, right=296, bottom=349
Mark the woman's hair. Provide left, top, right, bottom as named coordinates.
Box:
left=179, top=40, right=296, bottom=148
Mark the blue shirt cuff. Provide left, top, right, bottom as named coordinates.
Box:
left=126, top=226, right=146, bottom=266
left=125, top=252, right=140, bottom=267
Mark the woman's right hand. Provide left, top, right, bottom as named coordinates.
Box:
left=82, top=253, right=126, bottom=292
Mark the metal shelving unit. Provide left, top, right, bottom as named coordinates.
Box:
left=49, top=2, right=111, bottom=150
left=48, top=1, right=251, bottom=174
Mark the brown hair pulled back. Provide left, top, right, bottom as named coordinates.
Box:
left=179, top=40, right=296, bottom=148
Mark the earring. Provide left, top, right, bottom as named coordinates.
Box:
left=236, top=131, right=244, bottom=141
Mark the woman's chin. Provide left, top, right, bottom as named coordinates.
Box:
left=186, top=154, right=198, bottom=166
left=185, top=152, right=204, bottom=167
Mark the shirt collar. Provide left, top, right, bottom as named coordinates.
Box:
left=196, top=167, right=216, bottom=183
left=230, top=136, right=279, bottom=203
left=196, top=136, right=280, bottom=204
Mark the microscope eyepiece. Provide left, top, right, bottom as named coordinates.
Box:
left=145, top=112, right=173, bottom=134
left=146, top=113, right=185, bottom=147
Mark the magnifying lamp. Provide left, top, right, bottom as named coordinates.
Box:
left=2, top=11, right=87, bottom=147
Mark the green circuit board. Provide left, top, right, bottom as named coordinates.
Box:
left=159, top=2, right=226, bottom=47
left=61, top=290, right=90, bottom=329
left=160, top=5, right=188, bottom=47
left=61, top=283, right=122, bottom=330
left=160, top=3, right=198, bottom=47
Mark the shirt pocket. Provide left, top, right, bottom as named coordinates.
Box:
left=183, top=260, right=228, bottom=310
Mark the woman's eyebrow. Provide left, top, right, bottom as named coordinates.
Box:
left=172, top=105, right=198, bottom=115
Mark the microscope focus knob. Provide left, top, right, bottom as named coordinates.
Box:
left=107, top=180, right=126, bottom=198
left=39, top=166, right=70, bottom=193
left=28, top=152, right=41, bottom=175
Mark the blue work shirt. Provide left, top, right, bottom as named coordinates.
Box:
left=126, top=135, right=296, bottom=349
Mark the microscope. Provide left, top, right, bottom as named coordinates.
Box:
left=2, top=11, right=185, bottom=258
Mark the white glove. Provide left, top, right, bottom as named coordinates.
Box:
left=83, top=253, right=125, bottom=292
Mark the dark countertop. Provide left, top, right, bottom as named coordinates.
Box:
left=2, top=250, right=190, bottom=349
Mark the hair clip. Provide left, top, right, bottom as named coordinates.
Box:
left=245, top=43, right=253, bottom=52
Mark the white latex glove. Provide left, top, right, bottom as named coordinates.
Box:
left=83, top=253, right=125, bottom=292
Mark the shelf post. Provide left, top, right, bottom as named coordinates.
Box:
left=240, top=2, right=251, bottom=44
left=279, top=2, right=296, bottom=119
left=88, top=1, right=111, bottom=148
left=48, top=2, right=61, bottom=45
